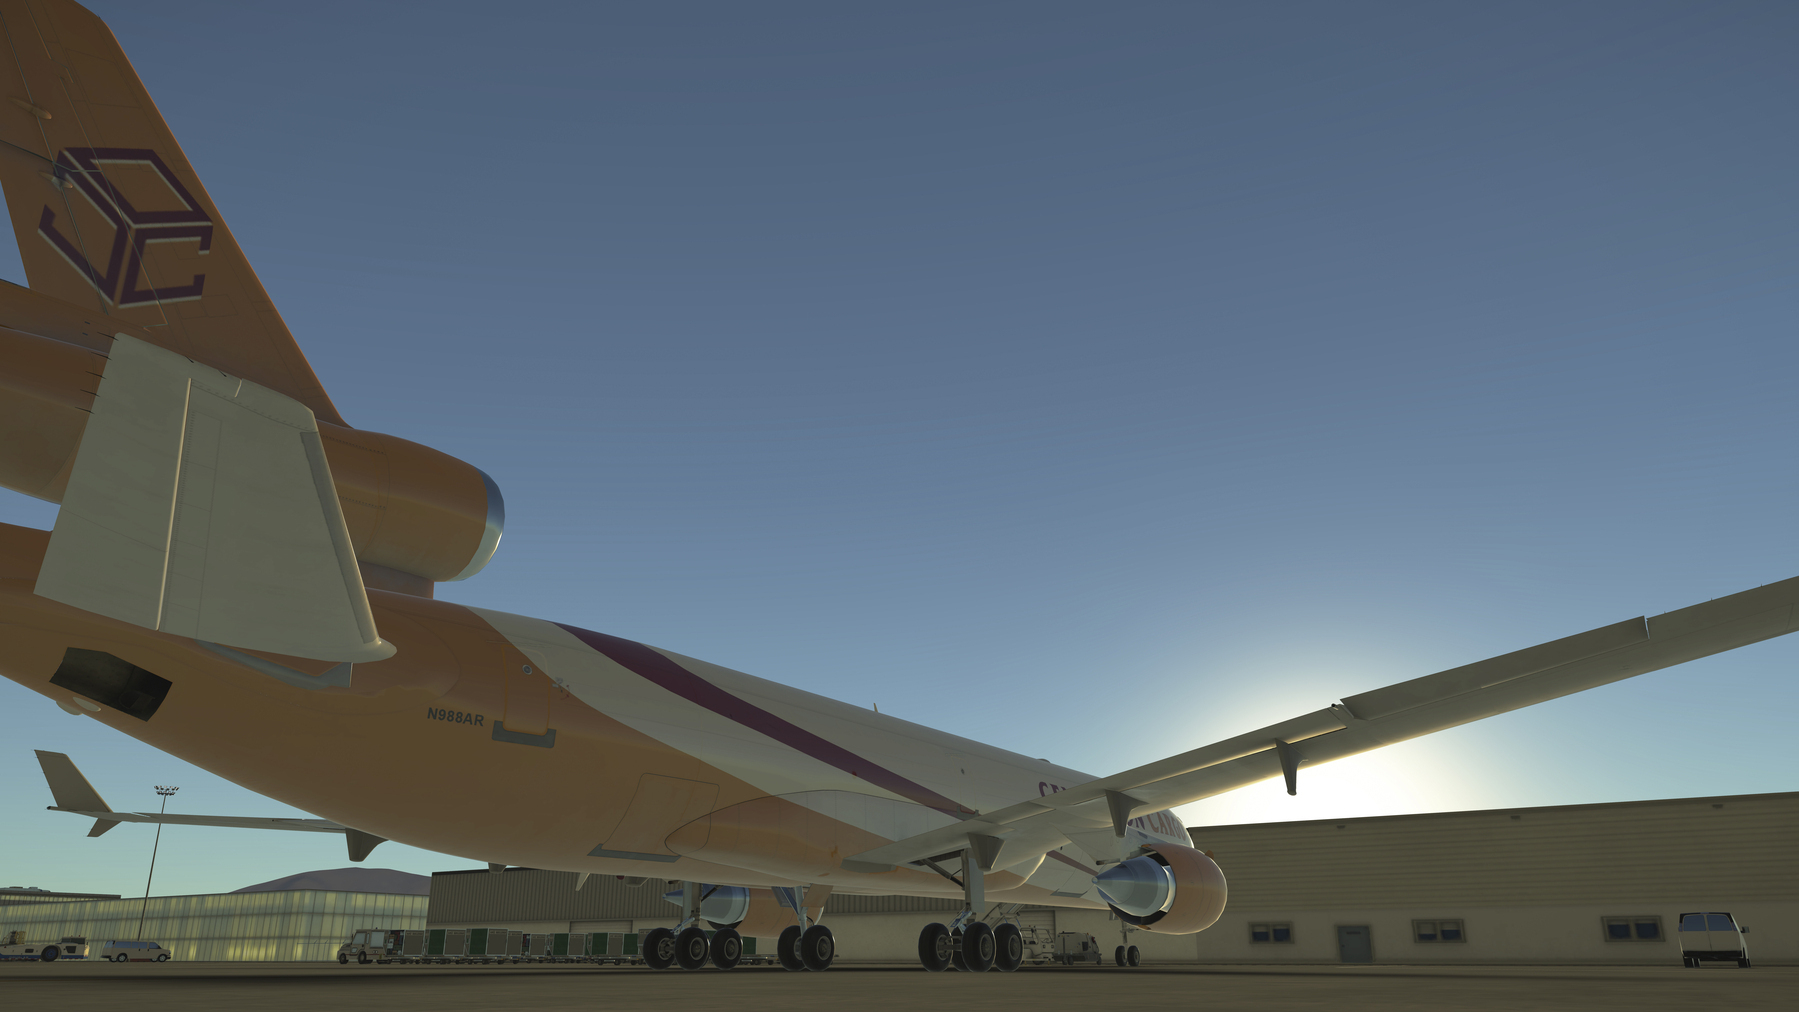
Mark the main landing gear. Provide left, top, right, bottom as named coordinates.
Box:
left=914, top=844, right=1025, bottom=973
left=646, top=882, right=835, bottom=971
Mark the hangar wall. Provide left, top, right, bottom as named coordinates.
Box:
left=430, top=791, right=1795, bottom=965
left=1189, top=791, right=1797, bottom=965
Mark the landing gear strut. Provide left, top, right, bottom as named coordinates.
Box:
left=917, top=837, right=1021, bottom=972
left=774, top=885, right=834, bottom=970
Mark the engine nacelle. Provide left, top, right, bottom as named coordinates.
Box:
left=0, top=325, right=503, bottom=586
left=660, top=885, right=797, bottom=937
left=1092, top=842, right=1228, bottom=934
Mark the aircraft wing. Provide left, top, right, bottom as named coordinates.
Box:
left=34, top=750, right=386, bottom=860
left=847, top=574, right=1799, bottom=872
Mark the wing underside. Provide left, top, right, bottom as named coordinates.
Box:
left=851, top=575, right=1799, bottom=873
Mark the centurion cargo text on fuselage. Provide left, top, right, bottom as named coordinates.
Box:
left=3, top=0, right=1795, bottom=976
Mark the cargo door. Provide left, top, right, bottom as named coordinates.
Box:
left=503, top=659, right=551, bottom=736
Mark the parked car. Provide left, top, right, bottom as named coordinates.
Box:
left=98, top=940, right=170, bottom=962
left=1677, top=912, right=1750, bottom=968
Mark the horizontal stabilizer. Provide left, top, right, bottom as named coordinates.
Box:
left=34, top=334, right=393, bottom=662
left=38, top=750, right=384, bottom=860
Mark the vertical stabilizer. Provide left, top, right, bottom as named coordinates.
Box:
left=0, top=0, right=343, bottom=424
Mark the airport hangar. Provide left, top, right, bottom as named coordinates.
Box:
left=430, top=790, right=1796, bottom=965
left=5, top=791, right=1790, bottom=965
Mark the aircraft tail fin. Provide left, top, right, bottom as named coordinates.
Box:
left=0, top=0, right=344, bottom=425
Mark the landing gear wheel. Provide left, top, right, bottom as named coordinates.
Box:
left=993, top=923, right=1023, bottom=972
left=961, top=922, right=995, bottom=973
left=642, top=927, right=677, bottom=970
left=1114, top=945, right=1126, bottom=967
left=799, top=924, right=836, bottom=971
left=710, top=928, right=742, bottom=970
left=674, top=927, right=710, bottom=970
left=918, top=923, right=952, bottom=972
left=1127, top=945, right=1141, bottom=967
left=777, top=925, right=806, bottom=971
left=949, top=928, right=967, bottom=971
left=337, top=953, right=349, bottom=965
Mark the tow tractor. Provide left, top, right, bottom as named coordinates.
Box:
left=0, top=931, right=90, bottom=961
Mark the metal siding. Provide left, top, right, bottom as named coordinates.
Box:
left=1189, top=792, right=1799, bottom=910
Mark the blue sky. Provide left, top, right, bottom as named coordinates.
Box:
left=2, top=1, right=1795, bottom=899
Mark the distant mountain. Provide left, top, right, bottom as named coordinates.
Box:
left=231, top=868, right=431, bottom=896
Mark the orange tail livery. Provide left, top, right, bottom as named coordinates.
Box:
left=3, top=0, right=1797, bottom=973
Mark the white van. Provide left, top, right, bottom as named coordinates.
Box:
left=1677, top=912, right=1750, bottom=968
left=99, top=940, right=170, bottom=962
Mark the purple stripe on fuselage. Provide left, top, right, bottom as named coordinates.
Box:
left=555, top=623, right=971, bottom=818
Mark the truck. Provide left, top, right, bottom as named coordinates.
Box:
left=0, top=931, right=90, bottom=961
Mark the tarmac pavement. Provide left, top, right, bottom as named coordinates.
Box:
left=1, top=960, right=1788, bottom=1011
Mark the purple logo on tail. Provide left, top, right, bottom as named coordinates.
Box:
left=38, top=148, right=213, bottom=307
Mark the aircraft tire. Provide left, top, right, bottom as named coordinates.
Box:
left=917, top=922, right=952, bottom=972
left=1114, top=945, right=1126, bottom=967
left=777, top=925, right=806, bottom=971
left=1127, top=945, right=1140, bottom=967
left=961, top=922, right=995, bottom=973
left=674, top=927, right=710, bottom=970
left=799, top=924, right=835, bottom=971
left=993, top=923, right=1023, bottom=972
left=709, top=928, right=742, bottom=970
left=643, top=928, right=677, bottom=970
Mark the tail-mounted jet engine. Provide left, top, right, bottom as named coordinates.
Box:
left=1091, top=842, right=1228, bottom=933
left=0, top=324, right=503, bottom=588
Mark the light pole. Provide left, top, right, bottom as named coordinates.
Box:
left=137, top=785, right=178, bottom=941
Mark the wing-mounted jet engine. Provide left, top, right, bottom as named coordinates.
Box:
left=1092, top=842, right=1228, bottom=933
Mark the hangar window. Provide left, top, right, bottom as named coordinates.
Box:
left=1413, top=919, right=1464, bottom=943
left=1249, top=922, right=1293, bottom=943
left=1603, top=916, right=1662, bottom=941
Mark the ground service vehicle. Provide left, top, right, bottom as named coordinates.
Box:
left=10, top=0, right=1799, bottom=981
left=0, top=932, right=88, bottom=961
left=98, top=940, right=170, bottom=962
left=1678, top=912, right=1751, bottom=968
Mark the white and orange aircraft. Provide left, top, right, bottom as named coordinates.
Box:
left=2, top=0, right=1794, bottom=976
